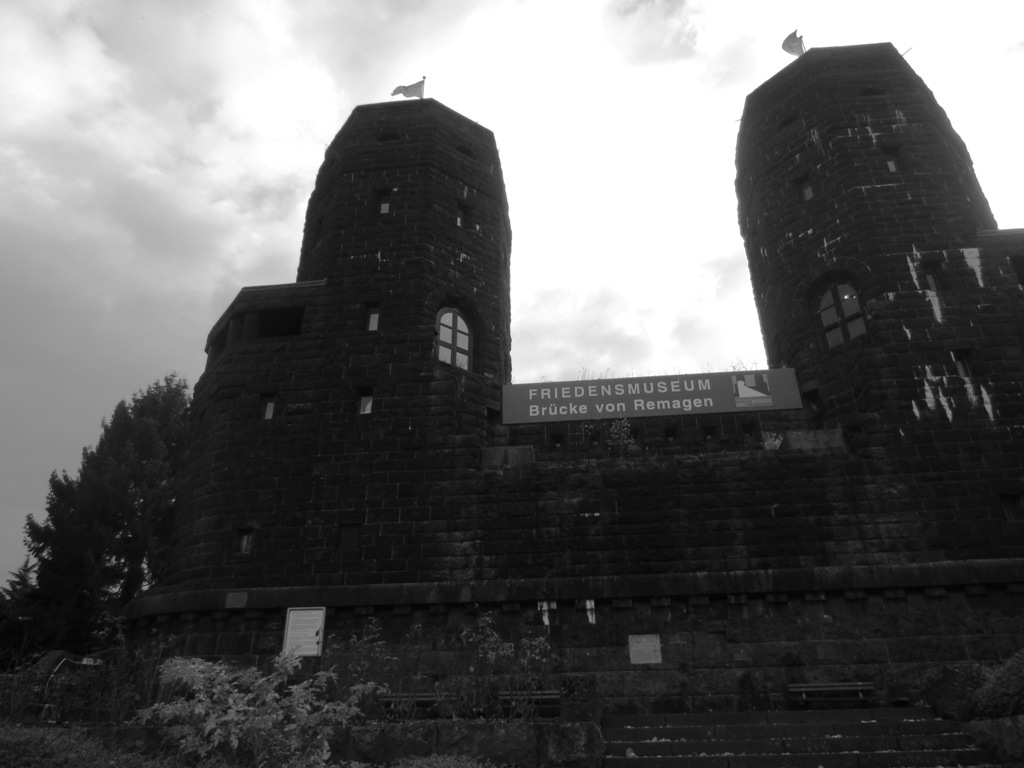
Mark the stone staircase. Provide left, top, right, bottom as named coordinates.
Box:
left=602, top=707, right=1008, bottom=767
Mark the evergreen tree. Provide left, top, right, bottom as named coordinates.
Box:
left=22, top=374, right=190, bottom=652
left=0, top=559, right=41, bottom=667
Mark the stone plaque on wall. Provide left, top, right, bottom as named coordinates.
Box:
left=628, top=634, right=662, bottom=664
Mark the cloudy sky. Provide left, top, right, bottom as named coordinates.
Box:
left=2, top=0, right=1023, bottom=582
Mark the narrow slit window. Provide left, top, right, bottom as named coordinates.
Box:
left=796, top=176, right=813, bottom=202
left=259, top=394, right=277, bottom=420
left=377, top=190, right=391, bottom=215
left=236, top=529, right=255, bottom=555
left=366, top=307, right=380, bottom=332
left=881, top=146, right=900, bottom=173
left=456, top=203, right=468, bottom=228
left=1000, top=494, right=1023, bottom=522
left=358, top=390, right=373, bottom=414
left=952, top=349, right=973, bottom=378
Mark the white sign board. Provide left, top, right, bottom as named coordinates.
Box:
left=628, top=634, right=663, bottom=665
left=283, top=607, right=326, bottom=657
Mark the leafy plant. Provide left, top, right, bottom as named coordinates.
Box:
left=974, top=648, right=1024, bottom=718
left=505, top=634, right=554, bottom=719
left=139, top=651, right=371, bottom=768
left=433, top=613, right=554, bottom=720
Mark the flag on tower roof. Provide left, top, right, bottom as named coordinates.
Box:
left=391, top=79, right=425, bottom=99
left=782, top=30, right=805, bottom=56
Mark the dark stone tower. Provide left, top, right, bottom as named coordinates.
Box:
left=736, top=43, right=1018, bottom=433
left=297, top=100, right=512, bottom=384
left=158, top=99, right=511, bottom=595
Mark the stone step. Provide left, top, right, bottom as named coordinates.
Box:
left=602, top=717, right=965, bottom=743
left=604, top=752, right=997, bottom=768
left=604, top=731, right=976, bottom=757
left=600, top=708, right=997, bottom=768
left=603, top=707, right=934, bottom=728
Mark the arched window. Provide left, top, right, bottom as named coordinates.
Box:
left=818, top=282, right=866, bottom=348
left=437, top=308, right=471, bottom=370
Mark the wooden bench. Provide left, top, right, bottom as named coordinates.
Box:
left=788, top=682, right=875, bottom=707
left=379, top=692, right=447, bottom=717
left=380, top=690, right=560, bottom=718
left=499, top=689, right=560, bottom=718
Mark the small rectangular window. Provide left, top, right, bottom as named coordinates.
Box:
left=243, top=307, right=304, bottom=340
left=1000, top=494, right=1023, bottom=522
left=377, top=190, right=391, bottom=214
left=367, top=307, right=380, bottom=332
left=881, top=146, right=900, bottom=173
left=357, top=389, right=373, bottom=414
left=236, top=529, right=254, bottom=554
left=795, top=175, right=813, bottom=202
left=259, top=394, right=277, bottom=420
left=952, top=349, right=973, bottom=378
left=1010, top=254, right=1024, bottom=285
left=456, top=203, right=468, bottom=228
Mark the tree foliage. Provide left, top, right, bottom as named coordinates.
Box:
left=17, top=374, right=190, bottom=653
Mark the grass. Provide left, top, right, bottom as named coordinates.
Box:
left=0, top=724, right=178, bottom=768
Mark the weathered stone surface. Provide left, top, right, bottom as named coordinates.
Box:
left=346, top=722, right=434, bottom=763
left=433, top=722, right=537, bottom=766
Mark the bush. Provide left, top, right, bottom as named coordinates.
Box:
left=139, top=651, right=377, bottom=768
left=429, top=613, right=554, bottom=720
left=975, top=649, right=1024, bottom=719
left=919, top=662, right=988, bottom=720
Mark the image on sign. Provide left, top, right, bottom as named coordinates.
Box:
left=732, top=372, right=773, bottom=409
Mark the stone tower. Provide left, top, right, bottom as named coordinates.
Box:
left=736, top=43, right=1021, bottom=434
left=159, top=99, right=511, bottom=594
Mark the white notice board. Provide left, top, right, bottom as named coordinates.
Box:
left=283, top=607, right=326, bottom=657
left=628, top=634, right=663, bottom=664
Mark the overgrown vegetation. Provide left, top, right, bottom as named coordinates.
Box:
left=922, top=648, right=1024, bottom=721
left=0, top=613, right=554, bottom=766
left=0, top=635, right=174, bottom=722
left=139, top=653, right=367, bottom=768
left=974, top=649, right=1024, bottom=719
left=384, top=612, right=555, bottom=721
